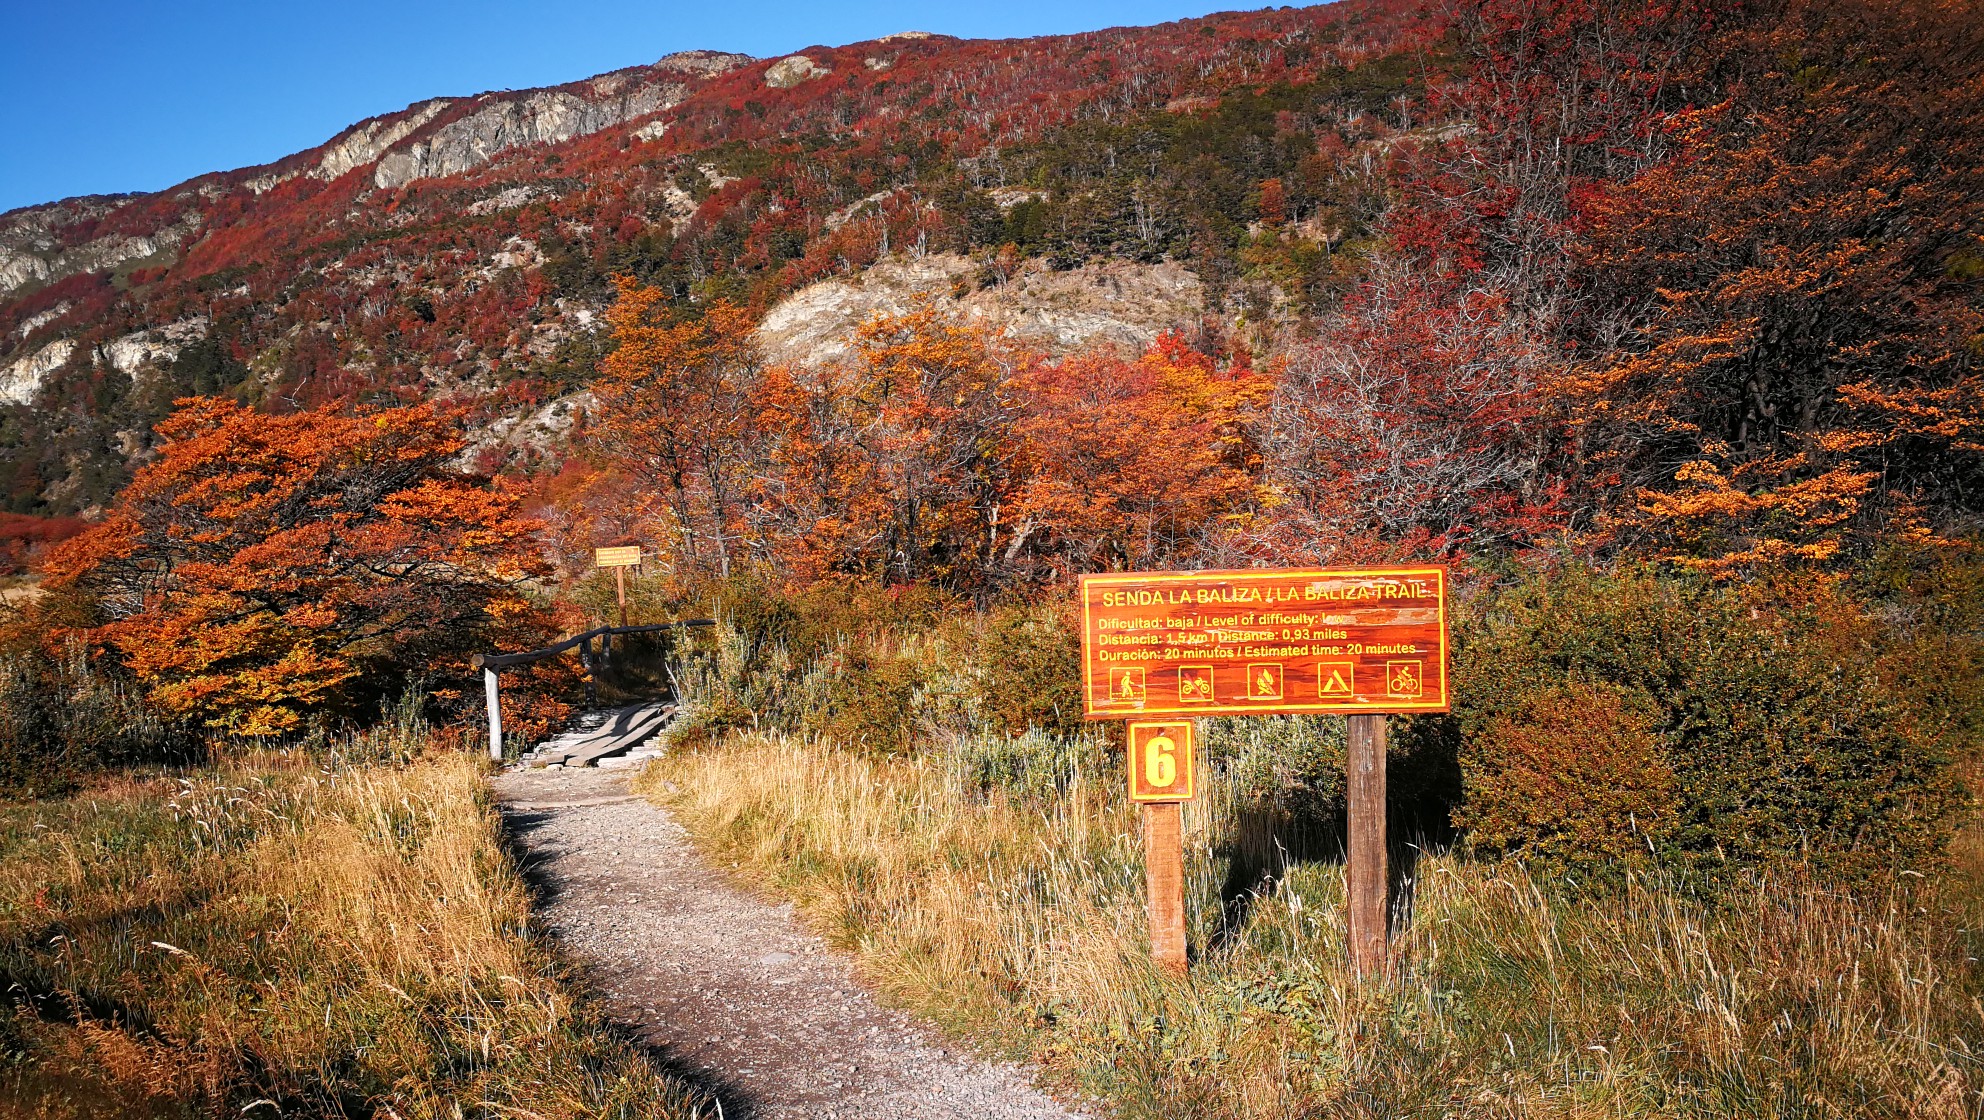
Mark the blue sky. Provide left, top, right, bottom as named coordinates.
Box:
left=0, top=0, right=1247, bottom=213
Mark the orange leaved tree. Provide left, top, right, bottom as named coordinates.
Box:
left=1004, top=334, right=1268, bottom=579
left=749, top=301, right=1015, bottom=589
left=44, top=398, right=550, bottom=735
left=590, top=279, right=760, bottom=581
left=1569, top=0, right=1984, bottom=569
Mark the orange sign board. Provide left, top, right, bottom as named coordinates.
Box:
left=594, top=546, right=642, bottom=568
left=1127, top=720, right=1195, bottom=802
left=1080, top=567, right=1450, bottom=719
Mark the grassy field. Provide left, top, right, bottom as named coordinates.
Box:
left=0, top=736, right=706, bottom=1119
left=642, top=729, right=1984, bottom=1120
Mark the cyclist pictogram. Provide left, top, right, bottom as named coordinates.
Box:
left=1386, top=660, right=1424, bottom=699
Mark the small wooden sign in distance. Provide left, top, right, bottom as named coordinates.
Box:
left=1079, top=567, right=1450, bottom=719
left=594, top=546, right=642, bottom=568
left=1127, top=720, right=1195, bottom=802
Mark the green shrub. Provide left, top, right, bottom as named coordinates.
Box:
left=1445, top=565, right=1972, bottom=878
left=0, top=643, right=186, bottom=797
left=967, top=601, right=1084, bottom=736
left=1200, top=713, right=1346, bottom=817
left=802, top=644, right=927, bottom=754
left=1459, top=681, right=1677, bottom=871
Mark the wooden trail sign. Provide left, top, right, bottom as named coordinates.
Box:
left=1127, top=720, right=1195, bottom=802
left=594, top=546, right=641, bottom=629
left=1080, top=566, right=1449, bottom=978
left=1079, top=568, right=1450, bottom=720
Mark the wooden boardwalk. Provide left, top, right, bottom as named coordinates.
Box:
left=521, top=701, right=676, bottom=768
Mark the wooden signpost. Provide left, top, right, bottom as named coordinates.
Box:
left=1127, top=720, right=1195, bottom=971
left=595, top=546, right=641, bottom=630
left=1079, top=567, right=1450, bottom=978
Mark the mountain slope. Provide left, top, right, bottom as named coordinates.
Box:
left=0, top=0, right=1442, bottom=513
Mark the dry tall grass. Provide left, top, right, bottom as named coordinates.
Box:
left=0, top=747, right=705, bottom=1119
left=644, top=732, right=1984, bottom=1119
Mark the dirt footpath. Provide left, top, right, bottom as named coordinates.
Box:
left=491, top=766, right=1087, bottom=1120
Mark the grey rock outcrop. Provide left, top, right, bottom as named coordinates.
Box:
left=99, top=317, right=208, bottom=376
left=316, top=100, right=454, bottom=182
left=755, top=254, right=1204, bottom=368
left=373, top=83, right=682, bottom=190
left=0, top=338, right=75, bottom=406
left=765, top=55, right=831, bottom=89
left=0, top=202, right=201, bottom=300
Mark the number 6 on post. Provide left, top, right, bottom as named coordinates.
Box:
left=1127, top=721, right=1195, bottom=802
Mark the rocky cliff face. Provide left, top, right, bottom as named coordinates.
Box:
left=0, top=201, right=203, bottom=299
left=310, top=100, right=454, bottom=184
left=370, top=81, right=685, bottom=190
left=755, top=254, right=1206, bottom=367
left=0, top=339, right=74, bottom=407
left=0, top=50, right=753, bottom=301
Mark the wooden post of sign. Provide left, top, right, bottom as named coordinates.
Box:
left=1346, top=713, right=1387, bottom=977
left=484, top=667, right=504, bottom=762
left=615, top=566, right=628, bottom=629
left=1145, top=802, right=1187, bottom=973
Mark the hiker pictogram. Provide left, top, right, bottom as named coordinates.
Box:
left=1318, top=660, right=1355, bottom=697
left=1108, top=667, right=1146, bottom=702
left=1386, top=660, right=1423, bottom=698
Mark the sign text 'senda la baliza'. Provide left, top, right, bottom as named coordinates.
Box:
left=1078, top=568, right=1450, bottom=719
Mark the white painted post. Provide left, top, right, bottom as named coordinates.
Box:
left=484, top=666, right=503, bottom=761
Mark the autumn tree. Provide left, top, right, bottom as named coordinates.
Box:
left=1004, top=335, right=1267, bottom=579
left=749, top=302, right=1014, bottom=589
left=590, top=279, right=761, bottom=580
left=1230, top=0, right=1707, bottom=568
left=43, top=398, right=549, bottom=734
left=1567, top=0, right=1984, bottom=569
left=1260, top=257, right=1568, bottom=564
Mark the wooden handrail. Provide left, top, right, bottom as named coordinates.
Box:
left=471, top=620, right=712, bottom=670
left=474, top=619, right=713, bottom=760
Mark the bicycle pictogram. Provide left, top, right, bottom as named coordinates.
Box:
left=1177, top=665, right=1214, bottom=703
left=1385, top=660, right=1424, bottom=699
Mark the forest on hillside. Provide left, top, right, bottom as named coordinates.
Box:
left=2, top=0, right=1978, bottom=876
left=1, top=0, right=1982, bottom=1116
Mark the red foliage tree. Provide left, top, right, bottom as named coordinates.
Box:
left=42, top=399, right=550, bottom=734
left=1004, top=335, right=1268, bottom=579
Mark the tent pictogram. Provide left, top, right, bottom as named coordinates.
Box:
left=1317, top=660, right=1355, bottom=698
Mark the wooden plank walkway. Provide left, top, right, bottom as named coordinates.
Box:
left=522, top=701, right=675, bottom=768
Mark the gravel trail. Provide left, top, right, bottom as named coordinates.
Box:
left=491, top=765, right=1088, bottom=1120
